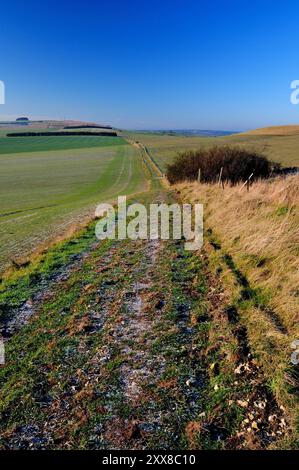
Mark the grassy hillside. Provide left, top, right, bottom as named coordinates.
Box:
left=128, top=130, right=299, bottom=171
left=0, top=141, right=147, bottom=273
left=242, top=125, right=299, bottom=136
left=175, top=175, right=299, bottom=447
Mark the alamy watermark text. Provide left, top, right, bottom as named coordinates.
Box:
left=95, top=196, right=203, bottom=251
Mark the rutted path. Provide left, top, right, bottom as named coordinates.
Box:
left=0, top=143, right=291, bottom=450
left=94, top=237, right=207, bottom=450
left=0, top=225, right=290, bottom=449
left=0, top=232, right=207, bottom=449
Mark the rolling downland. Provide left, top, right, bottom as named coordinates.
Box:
left=0, top=139, right=296, bottom=449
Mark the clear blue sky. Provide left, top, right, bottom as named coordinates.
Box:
left=1, top=0, right=299, bottom=130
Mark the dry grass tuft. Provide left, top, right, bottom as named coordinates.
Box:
left=185, top=421, right=202, bottom=449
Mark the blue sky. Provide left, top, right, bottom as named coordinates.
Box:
left=1, top=0, right=299, bottom=130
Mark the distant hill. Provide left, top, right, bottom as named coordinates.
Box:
left=148, top=129, right=240, bottom=137
left=0, top=119, right=113, bottom=130
left=241, top=125, right=299, bottom=136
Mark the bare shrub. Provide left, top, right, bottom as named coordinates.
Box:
left=166, top=146, right=276, bottom=185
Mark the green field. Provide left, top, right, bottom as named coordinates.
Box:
left=0, top=138, right=147, bottom=272
left=127, top=131, right=299, bottom=171
left=2, top=127, right=299, bottom=273
left=0, top=135, right=125, bottom=154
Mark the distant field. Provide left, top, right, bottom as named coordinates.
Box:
left=128, top=130, right=299, bottom=171
left=0, top=140, right=147, bottom=272
left=0, top=135, right=125, bottom=155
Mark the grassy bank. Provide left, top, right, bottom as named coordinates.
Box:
left=175, top=175, right=299, bottom=447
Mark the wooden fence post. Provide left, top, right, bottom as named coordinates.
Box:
left=197, top=168, right=201, bottom=182
left=218, top=167, right=223, bottom=187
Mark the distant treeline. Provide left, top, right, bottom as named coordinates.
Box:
left=63, top=125, right=113, bottom=129
left=166, top=146, right=278, bottom=185
left=7, top=131, right=118, bottom=137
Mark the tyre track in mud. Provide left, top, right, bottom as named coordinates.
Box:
left=0, top=240, right=125, bottom=449
left=0, top=240, right=101, bottom=339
